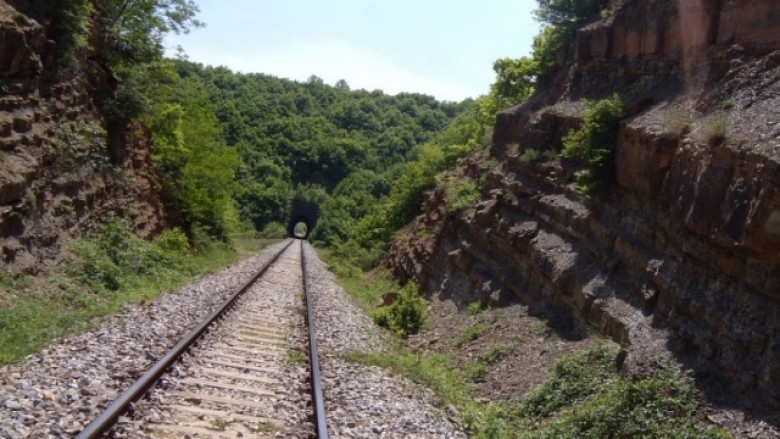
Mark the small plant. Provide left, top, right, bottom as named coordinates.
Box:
left=250, top=422, right=276, bottom=433
left=697, top=115, right=729, bottom=144
left=464, top=360, right=488, bottom=381
left=12, top=12, right=27, bottom=23
left=519, top=148, right=543, bottom=163
left=372, top=282, right=427, bottom=336
left=666, top=107, right=694, bottom=133
left=722, top=97, right=736, bottom=110
left=440, top=176, right=481, bottom=214
left=465, top=299, right=489, bottom=315
left=456, top=323, right=485, bottom=348
left=286, top=350, right=306, bottom=364
left=481, top=343, right=508, bottom=364
left=256, top=221, right=286, bottom=239
left=211, top=419, right=230, bottom=431
left=562, top=94, right=625, bottom=195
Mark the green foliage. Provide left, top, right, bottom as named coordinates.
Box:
left=465, top=299, right=489, bottom=315
left=519, top=147, right=543, bottom=163
left=96, top=0, right=202, bottom=66
left=146, top=65, right=240, bottom=240
left=481, top=343, right=508, bottom=364
left=257, top=222, right=286, bottom=239
left=515, top=346, right=729, bottom=438
left=521, top=343, right=619, bottom=417
left=456, top=323, right=485, bottom=347
left=372, top=283, right=428, bottom=336
left=51, top=1, right=94, bottom=66
left=317, top=246, right=403, bottom=315
left=49, top=120, right=110, bottom=173
left=531, top=0, right=609, bottom=73
left=168, top=61, right=469, bottom=243
left=350, top=141, right=469, bottom=250
left=1, top=221, right=274, bottom=364
left=464, top=360, right=488, bottom=381
left=535, top=0, right=608, bottom=29
left=489, top=57, right=537, bottom=107
left=440, top=175, right=481, bottom=214
left=73, top=219, right=189, bottom=291
left=562, top=94, right=625, bottom=194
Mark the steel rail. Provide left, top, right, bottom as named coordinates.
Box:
left=76, top=239, right=295, bottom=439
left=300, top=239, right=329, bottom=438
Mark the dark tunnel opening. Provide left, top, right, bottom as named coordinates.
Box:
left=287, top=201, right=320, bottom=240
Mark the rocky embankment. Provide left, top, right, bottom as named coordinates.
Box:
left=0, top=1, right=165, bottom=274
left=389, top=0, right=780, bottom=411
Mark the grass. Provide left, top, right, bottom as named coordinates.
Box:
left=519, top=148, right=543, bottom=163
left=562, top=94, right=625, bottom=195
left=345, top=343, right=729, bottom=438
left=481, top=342, right=509, bottom=364
left=0, top=224, right=278, bottom=365
left=666, top=107, right=694, bottom=134
left=286, top=350, right=307, bottom=364
left=698, top=115, right=729, bottom=144
left=439, top=174, right=481, bottom=214
left=465, top=299, right=489, bottom=315
left=317, top=247, right=402, bottom=313
left=321, top=242, right=729, bottom=438
left=464, top=360, right=488, bottom=381
left=456, top=322, right=485, bottom=348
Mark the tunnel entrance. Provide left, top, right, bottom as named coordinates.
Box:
left=287, top=200, right=320, bottom=240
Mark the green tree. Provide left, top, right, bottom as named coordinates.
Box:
left=96, top=0, right=202, bottom=64
left=147, top=71, right=239, bottom=240
left=534, top=0, right=607, bottom=28
left=532, top=0, right=608, bottom=71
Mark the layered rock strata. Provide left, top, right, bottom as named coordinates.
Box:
left=0, top=1, right=166, bottom=273
left=389, top=0, right=780, bottom=405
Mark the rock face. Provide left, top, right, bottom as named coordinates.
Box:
left=0, top=1, right=166, bottom=273
left=389, top=0, right=780, bottom=405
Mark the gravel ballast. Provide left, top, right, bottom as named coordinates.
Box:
left=303, top=242, right=467, bottom=438
left=1, top=241, right=467, bottom=438
left=0, top=241, right=290, bottom=438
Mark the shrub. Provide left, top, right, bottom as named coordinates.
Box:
left=456, top=323, right=485, bottom=348
left=562, top=94, right=625, bottom=194
left=257, top=221, right=286, bottom=239
left=372, top=282, right=427, bottom=335
left=73, top=219, right=189, bottom=291
left=520, top=343, right=618, bottom=418
left=440, top=176, right=481, bottom=214
left=696, top=114, right=729, bottom=145
left=519, top=148, right=543, bottom=163
left=481, top=343, right=508, bottom=364
left=465, top=299, right=489, bottom=315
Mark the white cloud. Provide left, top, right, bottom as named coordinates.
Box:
left=177, top=39, right=480, bottom=101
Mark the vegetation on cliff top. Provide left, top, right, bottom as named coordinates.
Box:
left=562, top=94, right=626, bottom=194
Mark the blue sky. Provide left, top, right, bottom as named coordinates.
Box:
left=165, top=0, right=540, bottom=102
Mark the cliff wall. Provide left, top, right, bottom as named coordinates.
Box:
left=389, top=0, right=780, bottom=405
left=0, top=1, right=166, bottom=273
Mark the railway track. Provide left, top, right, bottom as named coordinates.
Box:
left=76, top=239, right=327, bottom=438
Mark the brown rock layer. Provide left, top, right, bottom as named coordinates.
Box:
left=0, top=1, right=166, bottom=273
left=389, top=0, right=780, bottom=406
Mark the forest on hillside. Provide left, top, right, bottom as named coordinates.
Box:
left=40, top=0, right=609, bottom=259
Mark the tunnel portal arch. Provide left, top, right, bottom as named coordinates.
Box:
left=287, top=200, right=320, bottom=239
